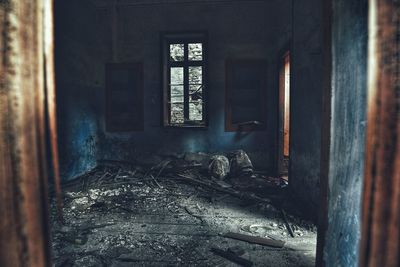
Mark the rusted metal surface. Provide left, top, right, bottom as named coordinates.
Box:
left=360, top=0, right=400, bottom=266
left=0, top=0, right=51, bottom=266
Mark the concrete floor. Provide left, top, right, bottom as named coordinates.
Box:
left=51, top=165, right=317, bottom=267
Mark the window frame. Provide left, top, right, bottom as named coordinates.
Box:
left=162, top=32, right=208, bottom=128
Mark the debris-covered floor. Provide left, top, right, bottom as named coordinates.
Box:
left=51, top=155, right=317, bottom=267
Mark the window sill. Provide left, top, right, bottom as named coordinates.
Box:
left=164, top=124, right=207, bottom=129
left=225, top=124, right=266, bottom=132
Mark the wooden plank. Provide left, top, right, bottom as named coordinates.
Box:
left=211, top=247, right=253, bottom=267
left=281, top=209, right=295, bottom=238
left=0, top=0, right=51, bottom=266
left=44, top=0, right=63, bottom=222
left=223, top=232, right=285, bottom=248
left=360, top=0, right=400, bottom=266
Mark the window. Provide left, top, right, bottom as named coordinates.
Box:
left=106, top=63, right=144, bottom=132
left=225, top=59, right=268, bottom=131
left=162, top=33, right=207, bottom=127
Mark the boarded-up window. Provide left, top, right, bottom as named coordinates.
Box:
left=225, top=60, right=268, bottom=131
left=162, top=33, right=207, bottom=127
left=106, top=63, right=144, bottom=132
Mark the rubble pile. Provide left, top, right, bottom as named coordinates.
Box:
left=51, top=151, right=315, bottom=267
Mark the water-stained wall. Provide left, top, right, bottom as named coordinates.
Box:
left=55, top=0, right=103, bottom=179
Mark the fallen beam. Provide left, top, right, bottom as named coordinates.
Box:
left=223, top=232, right=285, bottom=248
left=211, top=247, right=253, bottom=267
left=175, top=174, right=272, bottom=204
left=281, top=209, right=295, bottom=238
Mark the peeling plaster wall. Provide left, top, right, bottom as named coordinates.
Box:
left=290, top=0, right=324, bottom=218
left=323, top=0, right=368, bottom=265
left=55, top=0, right=103, bottom=179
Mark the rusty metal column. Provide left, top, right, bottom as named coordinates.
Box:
left=0, top=0, right=52, bottom=266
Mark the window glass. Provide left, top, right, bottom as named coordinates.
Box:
left=170, top=67, right=184, bottom=85
left=170, top=44, right=184, bottom=61
left=189, top=66, right=202, bottom=84
left=164, top=35, right=206, bottom=126
left=188, top=43, right=203, bottom=61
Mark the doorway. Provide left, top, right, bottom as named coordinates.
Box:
left=278, top=49, right=291, bottom=180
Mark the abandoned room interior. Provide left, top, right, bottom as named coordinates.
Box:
left=0, top=0, right=399, bottom=266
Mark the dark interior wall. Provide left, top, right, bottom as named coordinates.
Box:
left=56, top=0, right=319, bottom=192
left=55, top=0, right=104, bottom=179
left=268, top=0, right=292, bottom=171
left=290, top=0, right=324, bottom=218
left=54, top=0, right=281, bottom=181
left=93, top=1, right=292, bottom=171
left=323, top=0, right=368, bottom=265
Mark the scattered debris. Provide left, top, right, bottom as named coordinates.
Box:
left=184, top=206, right=205, bottom=225
left=214, top=180, right=232, bottom=188
left=227, top=245, right=246, bottom=256
left=152, top=159, right=171, bottom=179
left=223, top=232, right=285, bottom=248
left=175, top=173, right=272, bottom=204
left=229, top=150, right=254, bottom=176
left=211, top=247, right=254, bottom=267
left=184, top=152, right=210, bottom=166
left=281, top=208, right=295, bottom=238
left=50, top=156, right=317, bottom=266
left=241, top=224, right=274, bottom=235
left=208, top=155, right=230, bottom=179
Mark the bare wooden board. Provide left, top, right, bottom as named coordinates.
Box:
left=224, top=232, right=285, bottom=248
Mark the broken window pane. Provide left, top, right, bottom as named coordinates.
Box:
left=189, top=43, right=203, bottom=61
left=170, top=67, right=184, bottom=85
left=171, top=85, right=184, bottom=103
left=189, top=102, right=203, bottom=121
left=189, top=84, right=203, bottom=101
left=170, top=44, right=184, bottom=61
left=171, top=103, right=184, bottom=124
left=189, top=66, right=202, bottom=85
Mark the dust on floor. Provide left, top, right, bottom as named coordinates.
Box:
left=51, top=163, right=317, bottom=267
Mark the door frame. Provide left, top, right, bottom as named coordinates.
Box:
left=276, top=42, right=292, bottom=178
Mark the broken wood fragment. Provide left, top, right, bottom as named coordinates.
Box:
left=281, top=209, right=295, bottom=238
left=223, top=232, right=285, bottom=248
left=175, top=174, right=272, bottom=204
left=211, top=247, right=253, bottom=267
left=184, top=206, right=205, bottom=225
